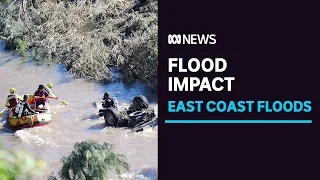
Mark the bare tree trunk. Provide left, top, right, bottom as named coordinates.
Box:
left=21, top=0, right=32, bottom=33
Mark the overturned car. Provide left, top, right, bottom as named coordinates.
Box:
left=98, top=95, right=158, bottom=132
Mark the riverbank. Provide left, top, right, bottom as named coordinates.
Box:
left=0, top=0, right=158, bottom=89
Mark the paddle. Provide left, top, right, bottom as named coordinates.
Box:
left=35, top=96, right=68, bottom=105
left=57, top=98, right=68, bottom=105
left=0, top=108, right=8, bottom=120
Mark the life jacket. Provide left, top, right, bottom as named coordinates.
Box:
left=8, top=94, right=18, bottom=108
left=34, top=90, right=46, bottom=103
left=103, top=98, right=116, bottom=109
left=15, top=101, right=25, bottom=118
left=44, top=86, right=51, bottom=95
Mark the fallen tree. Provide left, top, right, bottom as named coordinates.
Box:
left=0, top=0, right=158, bottom=88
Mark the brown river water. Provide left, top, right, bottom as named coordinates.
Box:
left=0, top=42, right=158, bottom=179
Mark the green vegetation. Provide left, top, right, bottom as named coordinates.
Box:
left=0, top=0, right=158, bottom=88
left=0, top=141, right=130, bottom=180
left=0, top=144, right=45, bottom=180
left=58, top=141, right=130, bottom=180
left=14, top=39, right=29, bottom=57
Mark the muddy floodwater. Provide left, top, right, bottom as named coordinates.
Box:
left=0, top=42, right=158, bottom=179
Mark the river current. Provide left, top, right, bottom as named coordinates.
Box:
left=0, top=42, right=158, bottom=179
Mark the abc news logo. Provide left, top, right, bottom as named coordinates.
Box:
left=168, top=34, right=216, bottom=45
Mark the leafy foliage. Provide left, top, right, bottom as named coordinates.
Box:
left=0, top=144, right=45, bottom=180
left=13, top=39, right=29, bottom=57
left=0, top=0, right=12, bottom=5
left=58, top=141, right=130, bottom=180
left=0, top=0, right=158, bottom=88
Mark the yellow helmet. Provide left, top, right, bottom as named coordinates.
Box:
left=10, top=88, right=16, bottom=93
left=47, top=83, right=53, bottom=89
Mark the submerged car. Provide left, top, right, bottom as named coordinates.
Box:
left=98, top=95, right=158, bottom=132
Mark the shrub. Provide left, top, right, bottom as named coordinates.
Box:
left=0, top=144, right=45, bottom=180
left=13, top=39, right=29, bottom=57
left=58, top=141, right=130, bottom=180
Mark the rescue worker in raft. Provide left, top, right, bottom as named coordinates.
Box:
left=15, top=95, right=38, bottom=118
left=4, top=88, right=23, bottom=118
left=33, top=84, right=50, bottom=110
left=44, top=83, right=59, bottom=100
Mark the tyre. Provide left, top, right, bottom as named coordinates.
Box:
left=104, top=107, right=120, bottom=126
left=133, top=95, right=149, bottom=109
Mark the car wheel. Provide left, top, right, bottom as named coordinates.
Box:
left=133, top=95, right=149, bottom=109
left=104, top=107, right=120, bottom=126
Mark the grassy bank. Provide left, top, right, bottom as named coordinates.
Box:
left=0, top=0, right=158, bottom=89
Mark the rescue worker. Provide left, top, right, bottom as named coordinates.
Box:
left=15, top=95, right=38, bottom=118
left=4, top=88, right=22, bottom=108
left=99, top=92, right=118, bottom=116
left=33, top=84, right=49, bottom=109
left=4, top=88, right=23, bottom=117
left=102, top=92, right=118, bottom=109
left=44, top=83, right=59, bottom=100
